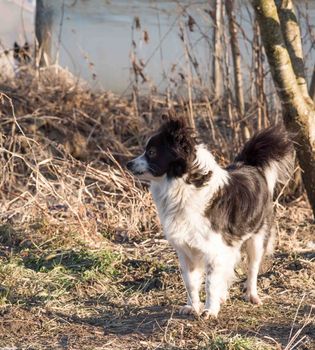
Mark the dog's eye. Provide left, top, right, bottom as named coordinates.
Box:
left=147, top=148, right=157, bottom=158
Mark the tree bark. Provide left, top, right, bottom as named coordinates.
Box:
left=252, top=0, right=315, bottom=218
left=253, top=20, right=268, bottom=129
left=225, top=0, right=250, bottom=141
left=35, top=0, right=53, bottom=67
left=310, top=64, right=315, bottom=102
left=276, top=0, right=313, bottom=106
left=225, top=0, right=244, bottom=118
left=212, top=0, right=223, bottom=100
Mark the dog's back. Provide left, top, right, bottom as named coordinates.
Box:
left=206, top=125, right=294, bottom=243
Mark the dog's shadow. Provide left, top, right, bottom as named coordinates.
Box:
left=51, top=296, right=206, bottom=337
left=103, top=305, right=174, bottom=335
left=51, top=296, right=314, bottom=349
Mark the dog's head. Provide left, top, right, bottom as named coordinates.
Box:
left=127, top=118, right=196, bottom=181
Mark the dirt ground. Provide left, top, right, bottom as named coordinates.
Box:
left=0, top=197, right=314, bottom=350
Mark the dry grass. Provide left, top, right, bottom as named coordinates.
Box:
left=0, top=68, right=314, bottom=350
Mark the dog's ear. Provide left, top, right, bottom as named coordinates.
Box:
left=164, top=118, right=195, bottom=158
left=162, top=118, right=190, bottom=143
left=160, top=117, right=197, bottom=178
left=165, top=118, right=185, bottom=137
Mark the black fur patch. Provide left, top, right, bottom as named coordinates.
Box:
left=205, top=164, right=273, bottom=246
left=204, top=125, right=293, bottom=245
left=159, top=118, right=197, bottom=171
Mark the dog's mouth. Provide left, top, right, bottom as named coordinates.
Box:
left=131, top=170, right=157, bottom=182
left=128, top=168, right=148, bottom=177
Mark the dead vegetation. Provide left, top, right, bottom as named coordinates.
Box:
left=0, top=67, right=314, bottom=350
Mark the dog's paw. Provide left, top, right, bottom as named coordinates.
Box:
left=245, top=294, right=262, bottom=305
left=179, top=304, right=202, bottom=316
left=201, top=308, right=219, bottom=320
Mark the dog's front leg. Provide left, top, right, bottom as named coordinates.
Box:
left=177, top=251, right=204, bottom=316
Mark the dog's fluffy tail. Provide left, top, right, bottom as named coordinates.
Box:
left=235, top=125, right=294, bottom=194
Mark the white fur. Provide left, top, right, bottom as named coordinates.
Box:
left=245, top=228, right=267, bottom=305
left=264, top=162, right=279, bottom=194
left=265, top=152, right=294, bottom=194
left=130, top=152, right=148, bottom=173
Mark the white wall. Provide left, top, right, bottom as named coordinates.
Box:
left=44, top=0, right=315, bottom=94
left=47, top=0, right=213, bottom=94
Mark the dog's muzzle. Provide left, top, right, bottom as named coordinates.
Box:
left=126, top=160, right=142, bottom=175
left=126, top=155, right=148, bottom=176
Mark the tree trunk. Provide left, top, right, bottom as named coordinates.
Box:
left=35, top=0, right=53, bottom=67
left=276, top=0, right=313, bottom=106
left=212, top=0, right=223, bottom=100
left=253, top=20, right=268, bottom=129
left=252, top=0, right=315, bottom=218
left=225, top=0, right=244, bottom=117
left=310, top=64, right=315, bottom=102
left=225, top=0, right=250, bottom=141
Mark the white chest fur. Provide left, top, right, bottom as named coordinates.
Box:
left=150, top=177, right=205, bottom=245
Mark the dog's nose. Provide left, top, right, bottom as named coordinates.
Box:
left=126, top=161, right=133, bottom=171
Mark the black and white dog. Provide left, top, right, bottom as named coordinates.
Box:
left=127, top=118, right=293, bottom=318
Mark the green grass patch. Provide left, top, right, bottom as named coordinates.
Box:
left=0, top=246, right=121, bottom=306
left=22, top=248, right=120, bottom=276
left=206, top=335, right=273, bottom=350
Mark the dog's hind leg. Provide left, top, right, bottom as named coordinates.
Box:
left=203, top=248, right=239, bottom=318
left=177, top=249, right=204, bottom=316
left=245, top=228, right=269, bottom=305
